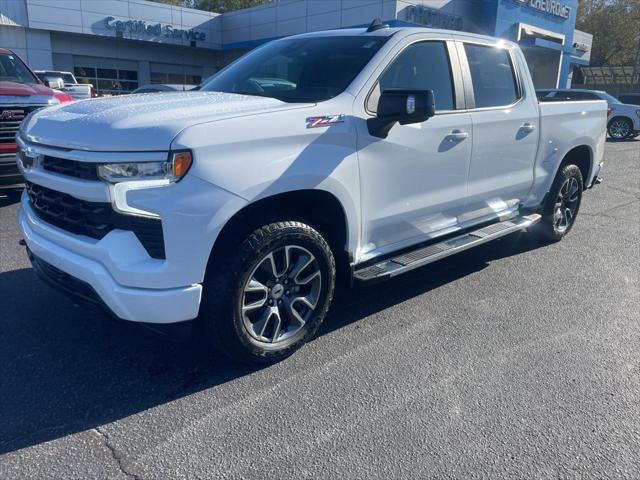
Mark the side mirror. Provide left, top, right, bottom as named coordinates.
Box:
left=44, top=76, right=64, bottom=90
left=367, top=89, right=435, bottom=138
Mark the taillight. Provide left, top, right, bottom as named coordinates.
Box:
left=607, top=107, right=613, bottom=117
left=90, top=85, right=97, bottom=98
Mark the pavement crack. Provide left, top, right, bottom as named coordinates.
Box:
left=93, top=427, right=141, bottom=480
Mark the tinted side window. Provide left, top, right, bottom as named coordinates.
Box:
left=619, top=95, right=640, bottom=105
left=464, top=44, right=519, bottom=108
left=375, top=41, right=455, bottom=111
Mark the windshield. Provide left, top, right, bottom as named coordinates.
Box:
left=599, top=92, right=621, bottom=104
left=0, top=53, right=37, bottom=83
left=201, top=36, right=388, bottom=103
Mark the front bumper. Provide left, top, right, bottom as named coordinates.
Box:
left=20, top=201, right=202, bottom=323
left=18, top=175, right=247, bottom=324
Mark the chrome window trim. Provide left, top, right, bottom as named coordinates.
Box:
left=455, top=39, right=525, bottom=112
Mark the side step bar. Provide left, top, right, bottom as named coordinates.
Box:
left=354, top=214, right=541, bottom=282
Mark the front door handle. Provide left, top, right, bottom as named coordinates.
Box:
left=447, top=130, right=469, bottom=142
left=520, top=123, right=536, bottom=133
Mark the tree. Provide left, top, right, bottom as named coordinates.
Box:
left=576, top=0, right=640, bottom=67
left=196, top=0, right=272, bottom=13
left=151, top=0, right=271, bottom=13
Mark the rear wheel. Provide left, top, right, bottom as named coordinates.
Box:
left=536, top=164, right=583, bottom=242
left=608, top=117, right=633, bottom=140
left=200, top=221, right=336, bottom=364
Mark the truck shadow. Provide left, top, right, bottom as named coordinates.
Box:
left=0, top=188, right=22, bottom=208
left=0, top=232, right=547, bottom=454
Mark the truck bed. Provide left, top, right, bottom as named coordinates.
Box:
left=525, top=100, right=607, bottom=207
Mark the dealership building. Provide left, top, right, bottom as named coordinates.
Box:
left=0, top=0, right=592, bottom=95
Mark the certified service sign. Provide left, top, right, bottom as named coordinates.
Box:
left=514, top=0, right=572, bottom=20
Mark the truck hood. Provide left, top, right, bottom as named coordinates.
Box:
left=22, top=91, right=310, bottom=151
left=0, top=81, right=55, bottom=97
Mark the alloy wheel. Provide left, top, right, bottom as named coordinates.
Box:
left=609, top=119, right=631, bottom=139
left=553, top=176, right=580, bottom=233
left=241, top=245, right=322, bottom=344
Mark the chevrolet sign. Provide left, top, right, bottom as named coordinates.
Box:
left=514, top=0, right=571, bottom=20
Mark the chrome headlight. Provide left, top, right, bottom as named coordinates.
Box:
left=97, top=151, right=192, bottom=184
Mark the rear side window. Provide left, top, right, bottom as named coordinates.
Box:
left=464, top=44, right=519, bottom=108
left=373, top=41, right=455, bottom=111
left=618, top=95, right=640, bottom=105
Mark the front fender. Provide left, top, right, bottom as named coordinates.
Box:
left=171, top=103, right=361, bottom=259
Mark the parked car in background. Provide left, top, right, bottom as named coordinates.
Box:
left=132, top=84, right=197, bottom=94
left=34, top=70, right=94, bottom=100
left=537, top=88, right=640, bottom=140
left=17, top=25, right=606, bottom=363
left=0, top=49, right=73, bottom=186
left=618, top=93, right=640, bottom=106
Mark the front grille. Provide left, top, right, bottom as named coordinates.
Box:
left=42, top=156, right=99, bottom=180
left=0, top=105, right=45, bottom=144
left=28, top=248, right=102, bottom=306
left=0, top=120, right=21, bottom=144
left=0, top=153, right=21, bottom=185
left=25, top=181, right=165, bottom=259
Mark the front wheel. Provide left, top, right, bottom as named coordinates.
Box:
left=200, top=221, right=336, bottom=364
left=608, top=117, right=633, bottom=140
left=535, top=164, right=584, bottom=242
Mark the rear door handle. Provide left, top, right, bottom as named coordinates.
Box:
left=447, top=130, right=469, bottom=142
left=520, top=123, right=536, bottom=133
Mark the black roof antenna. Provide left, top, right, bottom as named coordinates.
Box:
left=367, top=18, right=389, bottom=33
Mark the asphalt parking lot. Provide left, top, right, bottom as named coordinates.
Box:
left=0, top=139, right=638, bottom=479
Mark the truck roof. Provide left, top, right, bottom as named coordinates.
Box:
left=291, top=26, right=515, bottom=46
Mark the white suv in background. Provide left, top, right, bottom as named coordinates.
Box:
left=537, top=89, right=640, bottom=140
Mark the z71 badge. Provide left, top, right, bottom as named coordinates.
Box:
left=306, top=115, right=345, bottom=128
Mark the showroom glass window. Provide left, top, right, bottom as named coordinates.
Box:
left=150, top=72, right=202, bottom=85
left=74, top=67, right=138, bottom=95
left=464, top=44, right=519, bottom=108
left=370, top=41, right=455, bottom=112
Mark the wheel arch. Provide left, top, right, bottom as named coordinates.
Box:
left=559, top=144, right=592, bottom=189
left=206, top=189, right=352, bottom=278
left=608, top=115, right=633, bottom=126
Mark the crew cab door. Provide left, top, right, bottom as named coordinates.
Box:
left=354, top=37, right=472, bottom=260
left=457, top=41, right=539, bottom=222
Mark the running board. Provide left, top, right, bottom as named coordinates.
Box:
left=354, top=214, right=541, bottom=282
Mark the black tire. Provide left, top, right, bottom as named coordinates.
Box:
left=535, top=164, right=584, bottom=242
left=607, top=117, right=633, bottom=140
left=199, top=221, right=336, bottom=364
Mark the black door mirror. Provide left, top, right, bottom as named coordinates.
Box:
left=368, top=89, right=435, bottom=138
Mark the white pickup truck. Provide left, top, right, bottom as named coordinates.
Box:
left=34, top=70, right=93, bottom=100
left=17, top=24, right=606, bottom=363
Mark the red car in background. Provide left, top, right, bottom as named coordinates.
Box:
left=0, top=48, right=73, bottom=186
